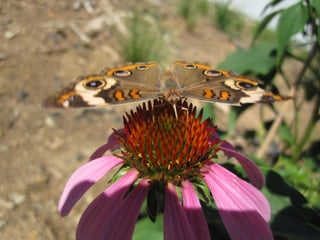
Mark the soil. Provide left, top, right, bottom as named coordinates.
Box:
left=0, top=1, right=311, bottom=239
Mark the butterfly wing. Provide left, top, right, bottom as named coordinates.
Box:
left=172, top=61, right=291, bottom=105
left=42, top=62, right=163, bottom=108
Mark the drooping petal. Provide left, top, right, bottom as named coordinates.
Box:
left=99, top=178, right=150, bottom=239
left=181, top=181, right=211, bottom=240
left=89, top=129, right=124, bottom=160
left=58, top=155, right=124, bottom=216
left=203, top=163, right=273, bottom=240
left=164, top=183, right=198, bottom=240
left=220, top=141, right=264, bottom=189
left=76, top=169, right=139, bottom=240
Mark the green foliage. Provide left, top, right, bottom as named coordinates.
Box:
left=178, top=0, right=210, bottom=30
left=120, top=13, right=165, bottom=62
left=273, top=156, right=320, bottom=207
left=254, top=2, right=309, bottom=61
left=218, top=42, right=276, bottom=74
left=226, top=107, right=237, bottom=137
left=252, top=10, right=280, bottom=43
left=133, top=214, right=163, bottom=240
left=276, top=2, right=308, bottom=64
left=311, top=0, right=320, bottom=45
left=212, top=0, right=244, bottom=35
left=220, top=2, right=320, bottom=236
left=178, top=0, right=244, bottom=35
left=220, top=0, right=320, bottom=161
left=263, top=169, right=320, bottom=239
left=277, top=123, right=295, bottom=146
left=202, top=103, right=216, bottom=123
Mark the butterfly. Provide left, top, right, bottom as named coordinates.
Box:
left=42, top=61, right=291, bottom=108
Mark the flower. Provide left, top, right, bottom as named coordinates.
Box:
left=58, top=99, right=273, bottom=240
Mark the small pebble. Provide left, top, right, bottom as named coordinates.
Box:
left=4, top=28, right=20, bottom=39
left=85, top=16, right=107, bottom=36
left=0, top=144, right=9, bottom=153
left=0, top=52, right=8, bottom=60
left=45, top=116, right=55, bottom=127
left=9, top=193, right=26, bottom=206
left=0, top=198, right=14, bottom=210
left=0, top=219, right=7, bottom=230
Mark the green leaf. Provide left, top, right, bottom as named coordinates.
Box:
left=276, top=2, right=308, bottom=65
left=264, top=172, right=317, bottom=240
left=133, top=215, right=163, bottom=240
left=277, top=123, right=295, bottom=145
left=311, top=0, right=320, bottom=45
left=310, top=0, right=320, bottom=15
left=318, top=24, right=320, bottom=45
left=262, top=0, right=285, bottom=13
left=253, top=10, right=282, bottom=43
left=227, top=107, right=238, bottom=137
left=202, top=103, right=216, bottom=122
left=218, top=42, right=276, bottom=75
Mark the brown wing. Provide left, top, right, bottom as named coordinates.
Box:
left=42, top=62, right=163, bottom=108
left=171, top=61, right=291, bottom=104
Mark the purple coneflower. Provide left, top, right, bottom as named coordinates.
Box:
left=58, top=99, right=273, bottom=240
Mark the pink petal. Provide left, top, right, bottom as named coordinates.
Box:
left=164, top=183, right=198, bottom=240
left=203, top=164, right=273, bottom=240
left=220, top=141, right=264, bottom=188
left=89, top=130, right=123, bottom=160
left=97, top=178, right=150, bottom=239
left=76, top=169, right=139, bottom=240
left=58, top=155, right=124, bottom=216
left=181, top=181, right=211, bottom=240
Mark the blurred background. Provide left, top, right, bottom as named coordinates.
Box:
left=0, top=0, right=319, bottom=239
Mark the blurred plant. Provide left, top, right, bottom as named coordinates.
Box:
left=220, top=0, right=320, bottom=163
left=178, top=0, right=210, bottom=30
left=120, top=12, right=165, bottom=62
left=219, top=1, right=320, bottom=237
left=212, top=0, right=244, bottom=35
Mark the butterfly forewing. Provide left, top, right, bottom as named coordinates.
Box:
left=171, top=61, right=290, bottom=104
left=43, top=62, right=162, bottom=108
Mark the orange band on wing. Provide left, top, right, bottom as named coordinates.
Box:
left=57, top=91, right=77, bottom=104
left=262, top=91, right=293, bottom=102
left=203, top=89, right=215, bottom=99
left=107, top=62, right=157, bottom=76
left=129, top=89, right=141, bottom=99
left=114, top=90, right=126, bottom=101
left=219, top=90, right=231, bottom=101
left=175, top=61, right=212, bottom=70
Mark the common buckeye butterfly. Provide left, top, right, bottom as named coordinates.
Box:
left=42, top=61, right=291, bottom=108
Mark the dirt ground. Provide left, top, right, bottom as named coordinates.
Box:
left=0, top=0, right=310, bottom=239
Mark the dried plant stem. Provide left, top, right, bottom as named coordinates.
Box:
left=257, top=41, right=319, bottom=159
left=257, top=88, right=295, bottom=159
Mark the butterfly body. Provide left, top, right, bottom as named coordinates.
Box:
left=42, top=61, right=291, bottom=108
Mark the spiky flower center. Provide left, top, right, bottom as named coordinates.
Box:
left=116, top=99, right=221, bottom=185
